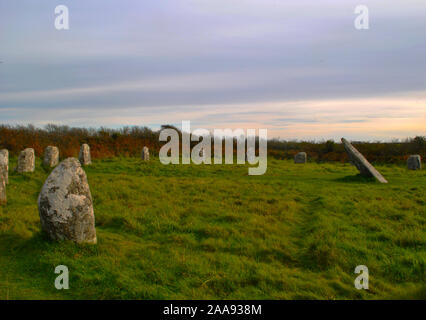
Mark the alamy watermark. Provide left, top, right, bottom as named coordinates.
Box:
left=54, top=5, right=69, bottom=30
left=54, top=265, right=69, bottom=290
left=159, top=121, right=267, bottom=175
left=354, top=265, right=369, bottom=290
left=54, top=4, right=371, bottom=32
left=354, top=5, right=369, bottom=30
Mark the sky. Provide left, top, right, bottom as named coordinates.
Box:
left=1, top=0, right=425, bottom=141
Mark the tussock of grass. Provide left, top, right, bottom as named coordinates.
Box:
left=0, top=157, right=425, bottom=299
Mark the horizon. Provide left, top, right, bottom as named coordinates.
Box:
left=1, top=122, right=424, bottom=143
left=1, top=0, right=425, bottom=141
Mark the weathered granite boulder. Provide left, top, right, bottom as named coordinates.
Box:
left=341, top=138, right=388, bottom=183
left=294, top=152, right=307, bottom=164
left=0, top=165, right=6, bottom=205
left=141, top=146, right=150, bottom=161
left=38, top=158, right=97, bottom=243
left=0, top=149, right=8, bottom=184
left=16, top=148, right=35, bottom=173
left=43, top=146, right=59, bottom=167
left=407, top=155, right=421, bottom=170
left=78, top=144, right=91, bottom=165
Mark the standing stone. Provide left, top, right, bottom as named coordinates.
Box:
left=141, top=146, right=150, bottom=161
left=0, top=149, right=8, bottom=184
left=341, top=138, right=388, bottom=183
left=407, top=155, right=421, bottom=170
left=16, top=148, right=35, bottom=173
left=79, top=144, right=91, bottom=165
left=0, top=165, right=6, bottom=205
left=38, top=158, right=97, bottom=243
left=294, top=152, right=307, bottom=164
left=43, top=146, right=59, bottom=167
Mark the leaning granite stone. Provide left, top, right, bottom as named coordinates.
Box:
left=407, top=155, right=421, bottom=170
left=16, top=148, right=35, bottom=173
left=43, top=146, right=59, bottom=167
left=294, top=152, right=307, bottom=164
left=141, top=146, right=150, bottom=161
left=38, top=158, right=97, bottom=243
left=0, top=149, right=8, bottom=184
left=0, top=165, right=6, bottom=205
left=78, top=144, right=92, bottom=165
left=341, top=138, right=388, bottom=183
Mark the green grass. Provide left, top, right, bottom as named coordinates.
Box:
left=0, top=157, right=425, bottom=299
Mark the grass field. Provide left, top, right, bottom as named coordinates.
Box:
left=0, top=157, right=424, bottom=299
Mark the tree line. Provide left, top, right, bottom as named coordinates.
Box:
left=0, top=124, right=424, bottom=163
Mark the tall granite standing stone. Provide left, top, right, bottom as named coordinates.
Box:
left=43, top=146, right=59, bottom=167
left=38, top=158, right=97, bottom=243
left=294, top=152, right=307, bottom=164
left=0, top=164, right=6, bottom=205
left=79, top=144, right=92, bottom=165
left=16, top=148, right=35, bottom=173
left=0, top=149, right=8, bottom=184
left=407, top=155, right=421, bottom=170
left=341, top=138, right=388, bottom=183
left=141, top=146, right=150, bottom=161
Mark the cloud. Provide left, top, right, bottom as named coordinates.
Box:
left=0, top=67, right=341, bottom=102
left=0, top=0, right=425, bottom=141
left=2, top=94, right=425, bottom=141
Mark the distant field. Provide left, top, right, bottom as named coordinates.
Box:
left=0, top=157, right=424, bottom=299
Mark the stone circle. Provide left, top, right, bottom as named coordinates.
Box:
left=294, top=152, right=307, bottom=164
left=16, top=148, right=35, bottom=173
left=341, top=138, right=388, bottom=183
left=79, top=144, right=92, bottom=165
left=407, top=155, right=421, bottom=170
left=38, top=158, right=97, bottom=243
left=141, top=146, right=150, bottom=161
left=43, top=146, right=59, bottom=167
left=0, top=149, right=8, bottom=184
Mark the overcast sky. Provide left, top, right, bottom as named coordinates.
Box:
left=1, top=0, right=425, bottom=140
